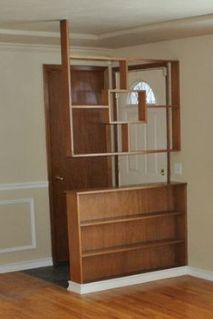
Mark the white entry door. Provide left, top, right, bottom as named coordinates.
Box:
left=117, top=68, right=168, bottom=186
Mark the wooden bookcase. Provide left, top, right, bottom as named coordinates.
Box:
left=66, top=182, right=187, bottom=283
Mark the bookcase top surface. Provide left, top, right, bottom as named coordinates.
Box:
left=66, top=181, right=187, bottom=196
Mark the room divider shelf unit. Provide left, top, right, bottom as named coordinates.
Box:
left=66, top=182, right=187, bottom=283
left=60, top=19, right=181, bottom=172
left=59, top=20, right=186, bottom=287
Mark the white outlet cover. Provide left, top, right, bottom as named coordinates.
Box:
left=174, top=163, right=182, bottom=175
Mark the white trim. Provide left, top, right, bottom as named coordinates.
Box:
left=68, top=266, right=213, bottom=294
left=0, top=28, right=98, bottom=41
left=189, top=267, right=213, bottom=282
left=0, top=41, right=114, bottom=56
left=98, top=13, right=213, bottom=39
left=68, top=266, right=188, bottom=294
left=0, top=198, right=36, bottom=254
left=1, top=14, right=213, bottom=44
left=0, top=257, right=53, bottom=273
left=0, top=181, right=48, bottom=191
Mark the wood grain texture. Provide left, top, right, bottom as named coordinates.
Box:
left=166, top=62, right=171, bottom=183
left=66, top=183, right=187, bottom=283
left=170, top=61, right=181, bottom=151
left=119, top=60, right=128, bottom=89
left=60, top=20, right=73, bottom=155
left=66, top=193, right=82, bottom=283
left=138, top=90, right=147, bottom=122
left=0, top=273, right=212, bottom=319
left=121, top=124, right=129, bottom=152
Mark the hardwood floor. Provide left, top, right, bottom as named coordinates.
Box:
left=0, top=273, right=212, bottom=318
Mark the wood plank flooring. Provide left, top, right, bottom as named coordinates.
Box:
left=0, top=273, right=212, bottom=318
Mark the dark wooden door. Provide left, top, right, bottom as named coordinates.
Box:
left=44, top=65, right=112, bottom=263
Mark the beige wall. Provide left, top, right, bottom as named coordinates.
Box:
left=116, top=34, right=213, bottom=272
left=0, top=43, right=112, bottom=268
left=0, top=44, right=58, bottom=266
left=1, top=34, right=213, bottom=273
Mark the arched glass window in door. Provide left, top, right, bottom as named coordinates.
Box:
left=128, top=81, right=156, bottom=105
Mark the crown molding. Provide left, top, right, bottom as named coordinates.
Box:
left=0, top=28, right=97, bottom=40
left=0, top=41, right=59, bottom=51
left=1, top=13, right=213, bottom=49
left=98, top=13, right=213, bottom=39
left=1, top=13, right=213, bottom=43
left=0, top=41, right=114, bottom=54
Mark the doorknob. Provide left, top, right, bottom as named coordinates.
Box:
left=55, top=175, right=64, bottom=181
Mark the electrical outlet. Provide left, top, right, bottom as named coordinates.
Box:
left=174, top=163, right=182, bottom=175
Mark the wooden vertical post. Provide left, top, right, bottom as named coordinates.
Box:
left=138, top=91, right=147, bottom=122
left=66, top=193, right=83, bottom=283
left=60, top=20, right=73, bottom=155
left=121, top=124, right=129, bottom=152
left=171, top=61, right=181, bottom=151
left=166, top=63, right=171, bottom=184
left=119, top=60, right=128, bottom=89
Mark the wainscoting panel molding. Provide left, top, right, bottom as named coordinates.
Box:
left=0, top=198, right=36, bottom=254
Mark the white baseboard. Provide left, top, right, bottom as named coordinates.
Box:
left=68, top=266, right=213, bottom=294
left=189, top=266, right=213, bottom=282
left=0, top=257, right=53, bottom=273
left=1, top=260, right=212, bottom=294
left=68, top=266, right=189, bottom=294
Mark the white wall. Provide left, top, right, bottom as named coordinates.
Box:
left=116, top=34, right=213, bottom=272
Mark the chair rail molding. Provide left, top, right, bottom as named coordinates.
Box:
left=0, top=181, right=48, bottom=191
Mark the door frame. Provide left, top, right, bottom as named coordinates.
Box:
left=43, top=64, right=61, bottom=263
left=43, top=64, right=113, bottom=263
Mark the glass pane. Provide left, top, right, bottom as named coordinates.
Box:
left=129, top=81, right=156, bottom=105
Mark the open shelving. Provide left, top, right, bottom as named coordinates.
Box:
left=80, top=210, right=183, bottom=227
left=82, top=239, right=185, bottom=258
left=66, top=182, right=187, bottom=283
left=60, top=20, right=181, bottom=170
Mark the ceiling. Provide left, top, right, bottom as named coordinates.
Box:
left=1, top=0, right=213, bottom=48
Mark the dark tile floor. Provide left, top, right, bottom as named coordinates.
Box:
left=23, top=263, right=69, bottom=288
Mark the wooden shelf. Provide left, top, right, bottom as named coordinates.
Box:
left=108, top=89, right=143, bottom=93
left=70, top=55, right=126, bottom=61
left=81, top=210, right=183, bottom=227
left=71, top=104, right=177, bottom=110
left=82, top=239, right=185, bottom=258
left=72, top=149, right=172, bottom=158
left=102, top=121, right=146, bottom=125
left=147, top=104, right=179, bottom=109
left=72, top=105, right=109, bottom=109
